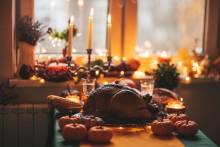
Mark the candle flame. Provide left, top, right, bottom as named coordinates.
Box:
left=90, top=8, right=94, bottom=17
left=70, top=16, right=74, bottom=24
left=167, top=100, right=185, bottom=109
left=108, top=14, right=111, bottom=24
left=95, top=70, right=100, bottom=76
left=180, top=97, right=183, bottom=102
left=160, top=51, right=169, bottom=58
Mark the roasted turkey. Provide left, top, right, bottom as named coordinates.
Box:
left=83, top=84, right=159, bottom=120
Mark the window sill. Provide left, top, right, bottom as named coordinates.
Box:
left=9, top=79, right=73, bottom=88
left=9, top=77, right=219, bottom=88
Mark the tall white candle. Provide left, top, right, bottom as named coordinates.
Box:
left=88, top=8, right=94, bottom=49
left=67, top=16, right=74, bottom=57
left=107, top=14, right=112, bottom=56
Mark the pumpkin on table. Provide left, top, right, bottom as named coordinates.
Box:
left=175, top=120, right=199, bottom=136
left=168, top=113, right=189, bottom=124
left=58, top=116, right=80, bottom=129
left=151, top=118, right=174, bottom=136
left=88, top=126, right=113, bottom=143
left=62, top=123, right=87, bottom=141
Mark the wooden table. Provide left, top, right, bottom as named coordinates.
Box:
left=52, top=119, right=217, bottom=147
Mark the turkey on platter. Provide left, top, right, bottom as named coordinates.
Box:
left=83, top=84, right=159, bottom=120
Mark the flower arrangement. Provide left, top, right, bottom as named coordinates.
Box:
left=48, top=27, right=78, bottom=46
left=17, top=16, right=45, bottom=46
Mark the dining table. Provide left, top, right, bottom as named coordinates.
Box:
left=48, top=110, right=218, bottom=147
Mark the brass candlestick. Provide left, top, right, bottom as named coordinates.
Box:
left=68, top=49, right=112, bottom=81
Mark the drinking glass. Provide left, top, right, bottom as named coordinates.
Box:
left=82, top=79, right=96, bottom=101
left=140, top=76, right=155, bottom=96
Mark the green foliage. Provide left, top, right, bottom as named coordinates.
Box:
left=91, top=59, right=105, bottom=68
left=154, top=63, right=180, bottom=90
left=50, top=27, right=78, bottom=43
left=17, top=16, right=45, bottom=46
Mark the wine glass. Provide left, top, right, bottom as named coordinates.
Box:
left=82, top=78, right=96, bottom=101
left=140, top=76, right=155, bottom=96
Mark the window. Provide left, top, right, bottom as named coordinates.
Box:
left=136, top=0, right=206, bottom=56
left=35, top=0, right=108, bottom=58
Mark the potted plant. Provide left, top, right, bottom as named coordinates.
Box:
left=16, top=16, right=44, bottom=70
left=48, top=27, right=78, bottom=57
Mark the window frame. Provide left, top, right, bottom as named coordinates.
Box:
left=1, top=0, right=220, bottom=81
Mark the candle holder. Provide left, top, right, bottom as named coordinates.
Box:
left=66, top=56, right=72, bottom=67
left=68, top=48, right=112, bottom=81
left=165, top=104, right=186, bottom=114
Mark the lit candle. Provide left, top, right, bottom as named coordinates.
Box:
left=107, top=14, right=112, bottom=56
left=67, top=16, right=74, bottom=57
left=166, top=100, right=186, bottom=114
left=132, top=71, right=146, bottom=79
left=158, top=51, right=171, bottom=63
left=88, top=8, right=94, bottom=49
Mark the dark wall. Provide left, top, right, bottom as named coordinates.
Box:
left=176, top=81, right=220, bottom=146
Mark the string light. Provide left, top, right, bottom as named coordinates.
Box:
left=40, top=78, right=45, bottom=84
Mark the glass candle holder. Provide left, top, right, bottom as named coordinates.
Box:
left=140, top=76, right=155, bottom=96
left=82, top=78, right=96, bottom=101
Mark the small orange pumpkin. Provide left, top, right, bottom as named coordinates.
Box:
left=151, top=118, right=174, bottom=136
left=88, top=126, right=113, bottom=143
left=58, top=116, right=80, bottom=129
left=80, top=115, right=103, bottom=129
left=62, top=123, right=87, bottom=141
left=175, top=120, right=199, bottom=136
left=168, top=113, right=189, bottom=124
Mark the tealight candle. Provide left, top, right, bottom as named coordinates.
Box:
left=166, top=100, right=186, bottom=114
left=158, top=51, right=171, bottom=63
left=132, top=71, right=146, bottom=79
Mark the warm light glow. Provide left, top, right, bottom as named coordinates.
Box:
left=143, top=51, right=150, bottom=58
left=120, top=71, right=125, bottom=76
left=118, top=127, right=124, bottom=130
left=108, top=14, right=111, bottom=24
left=122, top=57, right=127, bottom=61
left=30, top=75, right=38, bottom=80
left=133, top=71, right=146, bottom=79
left=77, top=0, right=84, bottom=6
left=103, top=81, right=109, bottom=85
left=167, top=100, right=185, bottom=109
left=180, top=97, right=183, bottom=102
left=177, top=61, right=183, bottom=67
left=192, top=61, right=199, bottom=71
left=95, top=70, right=100, bottom=76
left=160, top=51, right=169, bottom=58
left=70, top=16, right=74, bottom=25
left=40, top=78, right=45, bottom=84
left=185, top=76, right=191, bottom=83
left=113, top=56, right=120, bottom=61
left=66, top=95, right=81, bottom=104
